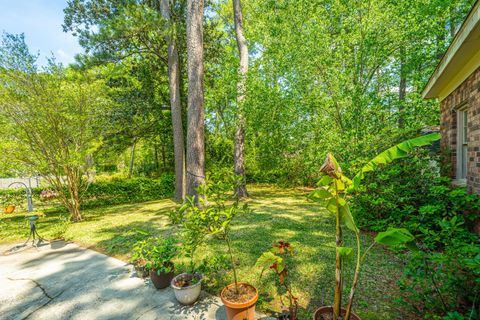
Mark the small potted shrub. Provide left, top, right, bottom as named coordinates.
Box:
left=309, top=134, right=439, bottom=320
left=131, top=237, right=177, bottom=287
left=49, top=214, right=69, bottom=241
left=131, top=239, right=152, bottom=278
left=145, top=237, right=177, bottom=289
left=169, top=195, right=209, bottom=304
left=256, top=241, right=299, bottom=320
left=200, top=181, right=257, bottom=320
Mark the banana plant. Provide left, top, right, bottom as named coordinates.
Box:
left=309, top=133, right=440, bottom=319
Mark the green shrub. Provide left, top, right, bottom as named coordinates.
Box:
left=0, top=188, right=44, bottom=211
left=81, top=173, right=175, bottom=208
left=350, top=148, right=441, bottom=231
left=350, top=148, right=480, bottom=318
left=0, top=173, right=174, bottom=213
left=398, top=235, right=479, bottom=318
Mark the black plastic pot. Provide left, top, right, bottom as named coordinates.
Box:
left=150, top=269, right=174, bottom=289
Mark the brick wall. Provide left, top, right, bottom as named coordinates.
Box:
left=440, top=66, right=480, bottom=195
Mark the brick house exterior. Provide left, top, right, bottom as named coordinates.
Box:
left=423, top=1, right=480, bottom=195
left=440, top=67, right=480, bottom=194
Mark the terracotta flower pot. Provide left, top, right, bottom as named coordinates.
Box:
left=313, top=306, right=361, bottom=320
left=150, top=269, right=174, bottom=289
left=220, top=282, right=258, bottom=320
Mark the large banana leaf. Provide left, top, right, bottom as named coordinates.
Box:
left=348, top=133, right=440, bottom=192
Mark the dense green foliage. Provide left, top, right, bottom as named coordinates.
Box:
left=54, top=0, right=475, bottom=185
left=351, top=150, right=480, bottom=318
left=0, top=1, right=475, bottom=187
left=352, top=149, right=480, bottom=235
left=1, top=0, right=475, bottom=189
left=83, top=174, right=174, bottom=207
left=0, top=174, right=174, bottom=212
left=0, top=33, right=116, bottom=220
left=131, top=236, right=178, bottom=274
left=237, top=0, right=473, bottom=183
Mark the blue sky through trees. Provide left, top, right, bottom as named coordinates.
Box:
left=0, top=0, right=82, bottom=66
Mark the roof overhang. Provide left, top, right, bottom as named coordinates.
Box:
left=422, top=0, right=480, bottom=101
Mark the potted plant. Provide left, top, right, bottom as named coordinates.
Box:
left=256, top=241, right=299, bottom=320
left=169, top=194, right=210, bottom=305
left=131, top=239, right=150, bottom=278
left=131, top=237, right=178, bottom=287
left=309, top=133, right=440, bottom=320
left=145, top=237, right=177, bottom=289
left=200, top=181, right=257, bottom=320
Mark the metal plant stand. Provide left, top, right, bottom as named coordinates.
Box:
left=24, top=215, right=46, bottom=246
left=7, top=181, right=34, bottom=212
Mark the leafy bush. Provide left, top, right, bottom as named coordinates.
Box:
left=0, top=188, right=44, bottom=211
left=132, top=237, right=177, bottom=274
left=398, top=241, right=479, bottom=319
left=196, top=254, right=232, bottom=290
left=351, top=148, right=479, bottom=236
left=0, top=173, right=174, bottom=213
left=350, top=148, right=480, bottom=318
left=81, top=174, right=175, bottom=208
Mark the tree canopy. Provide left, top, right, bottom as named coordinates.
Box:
left=0, top=0, right=474, bottom=205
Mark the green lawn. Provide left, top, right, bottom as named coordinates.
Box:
left=0, top=185, right=406, bottom=319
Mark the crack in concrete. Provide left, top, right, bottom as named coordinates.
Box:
left=8, top=277, right=53, bottom=299
left=134, top=305, right=161, bottom=320
left=7, top=277, right=64, bottom=319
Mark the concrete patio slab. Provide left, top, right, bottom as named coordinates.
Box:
left=0, top=241, right=271, bottom=320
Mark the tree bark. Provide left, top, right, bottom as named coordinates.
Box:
left=185, top=0, right=205, bottom=199
left=398, top=47, right=406, bottom=129
left=128, top=139, right=137, bottom=178
left=232, top=0, right=249, bottom=198
left=154, top=143, right=159, bottom=173
left=160, top=0, right=186, bottom=202
left=65, top=167, right=82, bottom=222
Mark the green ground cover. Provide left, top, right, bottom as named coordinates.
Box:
left=0, top=185, right=406, bottom=319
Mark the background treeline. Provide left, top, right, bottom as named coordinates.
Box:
left=0, top=0, right=473, bottom=186
left=2, top=0, right=468, bottom=185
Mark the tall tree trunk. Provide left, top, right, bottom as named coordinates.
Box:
left=160, top=0, right=186, bottom=202
left=232, top=0, right=249, bottom=198
left=65, top=167, right=82, bottom=222
left=154, top=142, right=159, bottom=173
left=398, top=47, right=406, bottom=129
left=161, top=139, right=167, bottom=172
left=129, top=139, right=137, bottom=178
left=185, top=0, right=205, bottom=199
